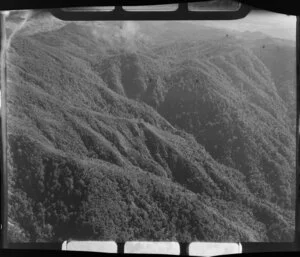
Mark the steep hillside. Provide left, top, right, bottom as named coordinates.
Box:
left=250, top=37, right=296, bottom=132
left=6, top=16, right=296, bottom=242
left=86, top=27, right=296, bottom=209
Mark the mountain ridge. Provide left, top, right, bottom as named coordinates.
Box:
left=6, top=19, right=296, bottom=242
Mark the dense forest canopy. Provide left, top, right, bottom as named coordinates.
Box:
left=5, top=11, right=296, bottom=242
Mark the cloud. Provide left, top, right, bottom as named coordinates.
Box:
left=119, top=21, right=139, bottom=40
left=2, top=11, right=10, bottom=17
left=91, top=21, right=149, bottom=52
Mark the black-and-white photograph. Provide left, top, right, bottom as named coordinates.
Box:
left=2, top=3, right=296, bottom=244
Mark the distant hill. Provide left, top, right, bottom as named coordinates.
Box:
left=250, top=37, right=296, bottom=132
left=6, top=15, right=296, bottom=242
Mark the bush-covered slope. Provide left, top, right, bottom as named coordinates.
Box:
left=85, top=27, right=295, bottom=209
left=250, top=37, right=296, bottom=132
left=6, top=18, right=296, bottom=242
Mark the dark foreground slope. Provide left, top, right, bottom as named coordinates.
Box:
left=6, top=18, right=295, bottom=242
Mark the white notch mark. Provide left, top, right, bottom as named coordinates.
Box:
left=125, top=241, right=180, bottom=255
left=62, top=240, right=118, bottom=253
left=189, top=242, right=242, bottom=256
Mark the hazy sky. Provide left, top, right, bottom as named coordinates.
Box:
left=199, top=10, right=296, bottom=40
left=122, top=7, right=296, bottom=41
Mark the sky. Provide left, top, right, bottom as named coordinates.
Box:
left=199, top=10, right=296, bottom=40
left=104, top=5, right=297, bottom=41
left=118, top=5, right=297, bottom=41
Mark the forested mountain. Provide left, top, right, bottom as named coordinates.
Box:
left=250, top=37, right=296, bottom=131
left=5, top=14, right=296, bottom=242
